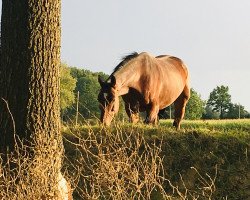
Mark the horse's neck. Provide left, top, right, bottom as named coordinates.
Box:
left=114, top=63, right=138, bottom=96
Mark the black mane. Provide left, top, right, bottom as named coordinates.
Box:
left=113, top=52, right=139, bottom=73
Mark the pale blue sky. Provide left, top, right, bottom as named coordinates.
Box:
left=61, top=0, right=250, bottom=111
left=1, top=1, right=250, bottom=111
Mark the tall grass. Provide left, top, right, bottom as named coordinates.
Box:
left=62, top=119, right=249, bottom=199
left=63, top=126, right=167, bottom=199
left=62, top=122, right=235, bottom=200
left=0, top=119, right=249, bottom=199
left=0, top=134, right=72, bottom=200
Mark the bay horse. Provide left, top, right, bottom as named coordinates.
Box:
left=98, top=52, right=190, bottom=129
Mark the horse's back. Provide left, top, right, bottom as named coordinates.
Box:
left=156, top=55, right=188, bottom=76
left=120, top=52, right=189, bottom=109
left=146, top=54, right=189, bottom=108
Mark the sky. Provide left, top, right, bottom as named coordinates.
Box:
left=61, top=0, right=250, bottom=111
left=1, top=1, right=250, bottom=111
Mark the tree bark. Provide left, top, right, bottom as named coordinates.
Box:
left=0, top=0, right=61, bottom=151
left=0, top=0, right=71, bottom=198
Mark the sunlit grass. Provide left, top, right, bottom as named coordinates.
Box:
left=63, top=118, right=250, bottom=148
left=63, top=118, right=250, bottom=136
left=159, top=118, right=250, bottom=134
left=160, top=118, right=250, bottom=128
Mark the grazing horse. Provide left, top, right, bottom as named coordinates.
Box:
left=98, top=52, right=190, bottom=129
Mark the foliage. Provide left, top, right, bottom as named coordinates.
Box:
left=202, top=105, right=220, bottom=119
left=60, top=67, right=107, bottom=121
left=227, top=103, right=250, bottom=119
left=71, top=68, right=109, bottom=119
left=185, top=88, right=205, bottom=120
left=60, top=63, right=77, bottom=113
left=76, top=75, right=100, bottom=118
left=204, top=85, right=250, bottom=119
left=207, top=85, right=231, bottom=119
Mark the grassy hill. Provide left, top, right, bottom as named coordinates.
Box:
left=63, top=119, right=250, bottom=199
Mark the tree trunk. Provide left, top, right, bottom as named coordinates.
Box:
left=0, top=0, right=60, bottom=151
left=220, top=105, right=224, bottom=119
left=0, top=0, right=70, bottom=199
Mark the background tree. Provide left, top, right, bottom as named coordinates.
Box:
left=76, top=75, right=101, bottom=118
left=202, top=105, right=220, bottom=119
left=185, top=88, right=205, bottom=120
left=227, top=103, right=250, bottom=119
left=60, top=63, right=76, bottom=115
left=206, top=85, right=231, bottom=119
left=64, top=68, right=109, bottom=121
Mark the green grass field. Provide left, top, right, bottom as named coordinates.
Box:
left=161, top=118, right=250, bottom=131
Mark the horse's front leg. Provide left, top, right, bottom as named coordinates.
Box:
left=145, top=103, right=159, bottom=125
left=125, top=103, right=140, bottom=124
left=130, top=112, right=140, bottom=123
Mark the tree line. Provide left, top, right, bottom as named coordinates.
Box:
left=61, top=64, right=250, bottom=121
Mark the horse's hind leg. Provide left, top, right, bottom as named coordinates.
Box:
left=173, top=86, right=190, bottom=130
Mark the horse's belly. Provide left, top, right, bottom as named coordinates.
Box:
left=158, top=86, right=184, bottom=109
left=157, top=68, right=186, bottom=109
left=159, top=96, right=177, bottom=109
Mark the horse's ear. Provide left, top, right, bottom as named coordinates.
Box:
left=110, top=75, right=116, bottom=87
left=98, top=75, right=105, bottom=87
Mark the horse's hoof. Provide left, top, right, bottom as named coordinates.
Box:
left=173, top=121, right=180, bottom=130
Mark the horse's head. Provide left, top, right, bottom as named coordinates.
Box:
left=97, top=75, right=119, bottom=126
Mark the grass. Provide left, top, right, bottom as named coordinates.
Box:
left=1, top=119, right=248, bottom=199
left=0, top=133, right=68, bottom=200
left=62, top=119, right=250, bottom=199
left=160, top=118, right=250, bottom=131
